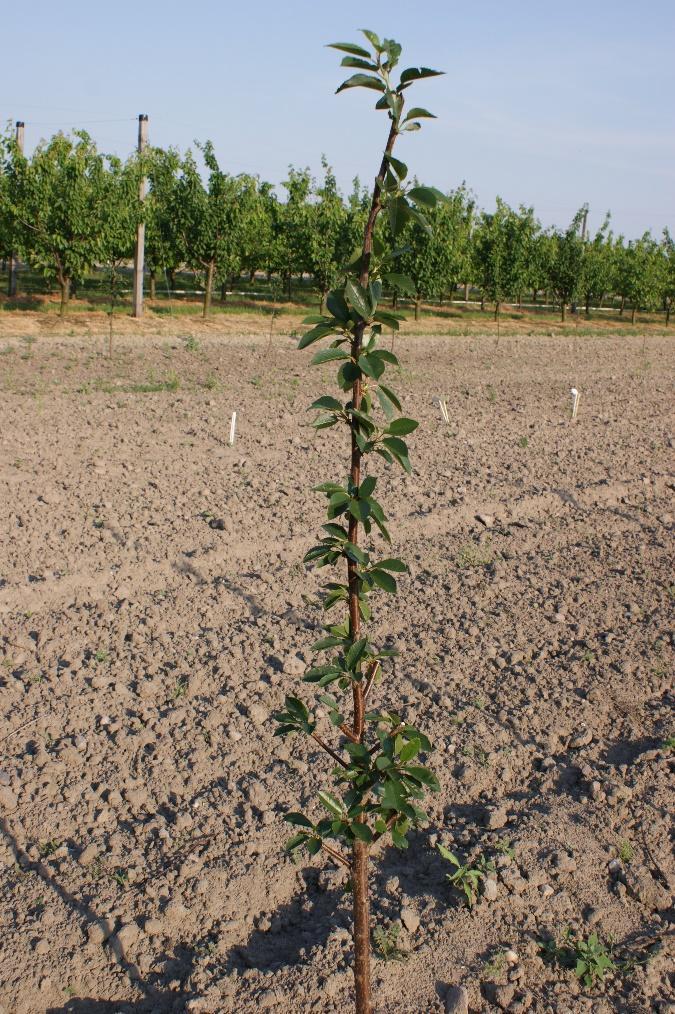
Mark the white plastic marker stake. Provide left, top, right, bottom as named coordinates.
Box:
left=229, top=411, right=237, bottom=445
left=440, top=399, right=450, bottom=425
left=570, top=388, right=580, bottom=420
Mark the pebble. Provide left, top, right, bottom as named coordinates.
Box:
left=552, top=851, right=577, bottom=874
left=209, top=518, right=225, bottom=530
left=400, top=906, right=420, bottom=934
left=483, top=878, right=499, bottom=901
left=78, top=843, right=99, bottom=866
left=569, top=727, right=593, bottom=749
left=247, top=703, right=267, bottom=725
left=485, top=806, right=508, bottom=829
left=88, top=917, right=114, bottom=945
left=0, top=787, right=18, bottom=811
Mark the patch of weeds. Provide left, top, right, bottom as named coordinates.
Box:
left=539, top=930, right=616, bottom=989
left=580, top=648, right=596, bottom=664
left=486, top=384, right=496, bottom=402
left=94, top=648, right=110, bottom=664
left=373, top=922, right=408, bottom=963
left=663, top=735, right=675, bottom=750
left=494, top=837, right=516, bottom=860
left=438, top=845, right=495, bottom=907
left=473, top=696, right=486, bottom=710
left=483, top=949, right=507, bottom=980
left=92, top=518, right=104, bottom=529
left=39, top=839, right=60, bottom=858
left=617, top=839, right=634, bottom=864
left=250, top=375, right=263, bottom=388
left=171, top=677, right=189, bottom=701
left=110, top=867, right=128, bottom=888
left=184, top=336, right=200, bottom=352
left=517, top=436, right=529, bottom=448
left=203, top=372, right=219, bottom=391
left=456, top=538, right=495, bottom=569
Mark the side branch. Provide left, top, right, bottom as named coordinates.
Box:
left=311, top=731, right=348, bottom=768
left=321, top=841, right=351, bottom=869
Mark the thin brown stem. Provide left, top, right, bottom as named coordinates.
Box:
left=321, top=842, right=351, bottom=869
left=363, top=661, right=380, bottom=701
left=339, top=723, right=360, bottom=744
left=311, top=732, right=348, bottom=769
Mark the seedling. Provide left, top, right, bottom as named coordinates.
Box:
left=493, top=837, right=516, bottom=860
left=39, top=839, right=60, bottom=858
left=273, top=31, right=443, bottom=1014
left=539, top=930, right=616, bottom=989
left=94, top=648, right=109, bottom=664
left=171, top=676, right=188, bottom=700
left=517, top=436, right=528, bottom=448
left=438, top=845, right=495, bottom=907
left=373, top=922, right=408, bottom=963
left=617, top=839, right=634, bottom=864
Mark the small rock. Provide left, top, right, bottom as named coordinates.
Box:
left=0, top=787, right=18, bottom=811
left=482, top=982, right=516, bottom=1010
left=476, top=513, right=494, bottom=528
left=78, top=843, right=99, bottom=867
left=144, top=918, right=163, bottom=936
left=247, top=703, right=267, bottom=726
left=209, top=518, right=225, bottom=531
left=88, top=917, right=114, bottom=945
left=569, top=727, right=593, bottom=749
left=504, top=949, right=519, bottom=965
left=624, top=866, right=670, bottom=911
left=445, top=984, right=469, bottom=1014
left=485, top=806, right=508, bottom=830
left=34, top=939, right=49, bottom=955
left=400, top=906, right=420, bottom=934
left=483, top=878, right=499, bottom=901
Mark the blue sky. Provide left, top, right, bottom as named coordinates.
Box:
left=5, top=0, right=674, bottom=237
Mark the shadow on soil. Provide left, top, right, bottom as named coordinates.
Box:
left=0, top=818, right=196, bottom=1013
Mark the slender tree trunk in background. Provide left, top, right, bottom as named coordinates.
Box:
left=631, top=305, right=637, bottom=324
left=59, top=277, right=71, bottom=317
left=392, top=292, right=398, bottom=310
left=480, top=296, right=485, bottom=311
left=599, top=292, right=605, bottom=308
left=532, top=288, right=537, bottom=304
left=666, top=302, right=671, bottom=326
left=464, top=281, right=469, bottom=301
left=494, top=301, right=500, bottom=321
left=517, top=291, right=522, bottom=308
left=287, top=273, right=292, bottom=300
left=620, top=295, right=625, bottom=316
left=203, top=261, right=214, bottom=318
left=149, top=271, right=156, bottom=300
left=221, top=282, right=227, bottom=302
left=168, top=268, right=176, bottom=291
left=414, top=296, right=421, bottom=321
left=585, top=294, right=591, bottom=316
left=560, top=301, right=566, bottom=322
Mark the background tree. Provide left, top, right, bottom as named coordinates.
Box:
left=473, top=198, right=513, bottom=319
left=580, top=215, right=613, bottom=315
left=98, top=154, right=141, bottom=354
left=275, top=166, right=313, bottom=299
left=9, top=131, right=108, bottom=314
left=661, top=228, right=675, bottom=326
left=622, top=232, right=662, bottom=324
left=145, top=146, right=183, bottom=298
left=547, top=208, right=585, bottom=321
left=309, top=157, right=348, bottom=309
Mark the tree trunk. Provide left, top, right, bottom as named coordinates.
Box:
left=666, top=302, right=671, bottom=326
left=480, top=296, right=485, bottom=311
left=631, top=305, right=637, bottom=324
left=392, top=292, right=398, bottom=310
left=249, top=268, right=255, bottom=283
left=287, top=273, right=292, bottom=300
left=414, top=297, right=420, bottom=321
left=464, top=282, right=469, bottom=301
left=494, top=301, right=500, bottom=321
left=149, top=271, right=156, bottom=300
left=517, top=291, right=522, bottom=308
left=599, top=292, right=605, bottom=308
left=532, top=288, right=537, bottom=304
left=221, top=282, right=227, bottom=302
left=59, top=277, right=71, bottom=317
left=620, top=295, right=625, bottom=316
left=585, top=294, right=591, bottom=316
left=560, top=301, right=566, bottom=322
left=168, top=269, right=176, bottom=291
left=352, top=840, right=372, bottom=1014
left=203, top=261, right=214, bottom=317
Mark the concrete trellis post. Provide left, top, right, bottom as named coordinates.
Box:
left=7, top=121, right=24, bottom=298
left=132, top=114, right=149, bottom=318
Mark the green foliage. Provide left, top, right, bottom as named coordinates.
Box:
left=437, top=845, right=495, bottom=907
left=373, top=922, right=408, bottom=962
left=539, top=930, right=616, bottom=989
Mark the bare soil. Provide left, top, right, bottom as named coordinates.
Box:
left=0, top=325, right=673, bottom=1014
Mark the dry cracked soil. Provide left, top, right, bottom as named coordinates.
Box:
left=0, top=325, right=673, bottom=1014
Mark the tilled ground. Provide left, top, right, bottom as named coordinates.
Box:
left=0, top=328, right=673, bottom=1014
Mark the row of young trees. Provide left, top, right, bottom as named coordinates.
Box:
left=1, top=127, right=674, bottom=322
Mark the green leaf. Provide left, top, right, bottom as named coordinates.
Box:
left=345, top=278, right=372, bottom=319
left=306, top=837, right=322, bottom=856
left=284, top=812, right=313, bottom=828
left=378, top=384, right=402, bottom=411
left=318, top=790, right=344, bottom=817
left=384, top=154, right=408, bottom=181
left=360, top=29, right=382, bottom=51
left=326, top=289, right=350, bottom=322
left=391, top=828, right=409, bottom=849
left=285, top=833, right=309, bottom=851
left=376, top=558, right=407, bottom=572
left=350, top=821, right=373, bottom=843
left=336, top=73, right=385, bottom=95
left=387, top=418, right=418, bottom=435
left=388, top=196, right=412, bottom=237
left=312, top=635, right=344, bottom=651
left=345, top=637, right=368, bottom=669
left=403, top=107, right=437, bottom=121
left=383, top=272, right=416, bottom=297
left=344, top=541, right=369, bottom=564
left=370, top=569, right=397, bottom=594
left=359, top=475, right=377, bottom=497
left=382, top=436, right=411, bottom=473
left=359, top=353, right=386, bottom=380
left=327, top=41, right=372, bottom=59
left=314, top=481, right=345, bottom=493
left=340, top=56, right=378, bottom=71
left=399, top=66, right=444, bottom=85
left=372, top=311, right=401, bottom=331
left=309, top=395, right=344, bottom=411
left=298, top=324, right=335, bottom=350
left=407, top=185, right=443, bottom=208
left=311, top=348, right=350, bottom=366
left=348, top=498, right=370, bottom=522
left=399, top=739, right=421, bottom=763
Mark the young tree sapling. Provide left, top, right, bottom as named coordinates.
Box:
left=273, top=30, right=443, bottom=1014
